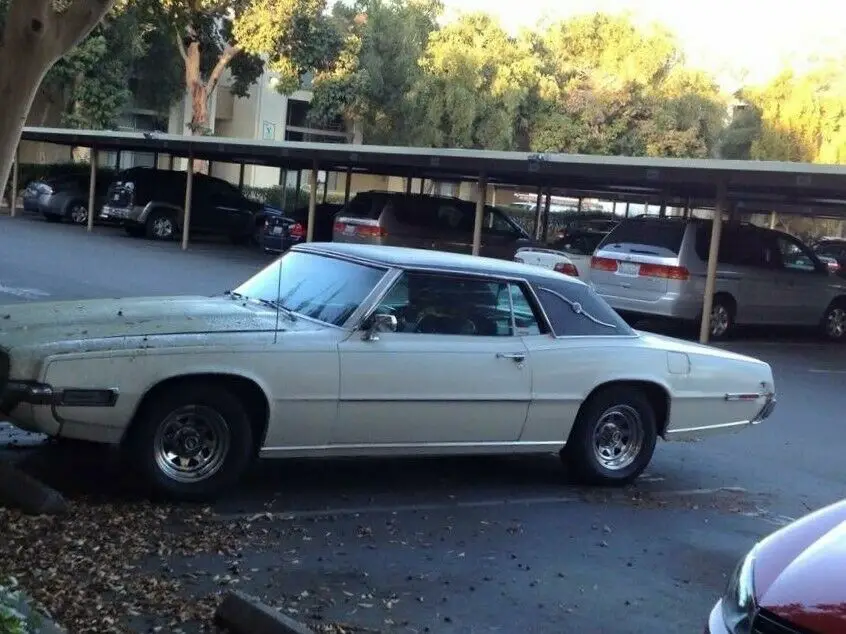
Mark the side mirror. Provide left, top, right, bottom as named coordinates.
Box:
left=362, top=313, right=397, bottom=341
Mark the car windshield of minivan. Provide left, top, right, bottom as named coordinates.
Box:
left=231, top=251, right=388, bottom=326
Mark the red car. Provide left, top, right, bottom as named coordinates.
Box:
left=707, top=499, right=846, bottom=633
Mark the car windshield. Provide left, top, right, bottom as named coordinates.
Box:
left=232, top=251, right=388, bottom=327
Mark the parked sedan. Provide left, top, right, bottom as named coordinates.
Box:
left=23, top=170, right=115, bottom=225
left=261, top=202, right=343, bottom=254
left=707, top=498, right=846, bottom=634
left=0, top=243, right=775, bottom=501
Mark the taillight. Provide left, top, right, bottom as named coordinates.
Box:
left=289, top=222, right=304, bottom=239
left=591, top=256, right=619, bottom=272
left=355, top=225, right=387, bottom=238
left=638, top=263, right=690, bottom=281
left=554, top=262, right=579, bottom=277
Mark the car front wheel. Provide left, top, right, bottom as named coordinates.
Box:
left=821, top=300, right=846, bottom=342
left=125, top=382, right=255, bottom=501
left=563, top=385, right=657, bottom=485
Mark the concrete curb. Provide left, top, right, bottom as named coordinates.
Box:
left=0, top=460, right=68, bottom=515
left=215, top=590, right=315, bottom=634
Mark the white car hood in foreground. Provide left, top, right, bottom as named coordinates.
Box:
left=0, top=295, right=299, bottom=351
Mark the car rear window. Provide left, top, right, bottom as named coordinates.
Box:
left=532, top=281, right=634, bottom=336
left=339, top=193, right=386, bottom=219
left=598, top=219, right=686, bottom=256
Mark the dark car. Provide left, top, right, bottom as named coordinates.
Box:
left=813, top=238, right=846, bottom=274
left=332, top=191, right=534, bottom=260
left=261, top=202, right=344, bottom=254
left=707, top=498, right=846, bottom=634
left=22, top=169, right=116, bottom=225
left=100, top=167, right=275, bottom=243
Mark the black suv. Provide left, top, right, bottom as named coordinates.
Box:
left=100, top=167, right=269, bottom=242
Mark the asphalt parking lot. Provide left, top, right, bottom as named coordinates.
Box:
left=1, top=212, right=845, bottom=633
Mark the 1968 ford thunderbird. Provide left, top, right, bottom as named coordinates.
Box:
left=0, top=243, right=776, bottom=500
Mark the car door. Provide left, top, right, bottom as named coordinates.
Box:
left=772, top=232, right=832, bottom=324
left=195, top=176, right=248, bottom=234
left=480, top=207, right=528, bottom=260
left=718, top=227, right=781, bottom=325
left=335, top=271, right=532, bottom=445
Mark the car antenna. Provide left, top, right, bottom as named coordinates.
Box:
left=273, top=260, right=284, bottom=344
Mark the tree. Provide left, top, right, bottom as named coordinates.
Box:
left=528, top=12, right=726, bottom=158
left=0, top=0, right=116, bottom=202
left=306, top=0, right=442, bottom=145
left=405, top=12, right=543, bottom=150
left=156, top=0, right=341, bottom=135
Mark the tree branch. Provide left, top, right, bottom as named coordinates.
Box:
left=175, top=30, right=188, bottom=63
left=206, top=44, right=240, bottom=98
left=52, top=0, right=117, bottom=55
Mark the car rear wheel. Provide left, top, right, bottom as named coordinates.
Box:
left=563, top=385, right=657, bottom=485
left=145, top=210, right=176, bottom=240
left=124, top=382, right=255, bottom=501
left=821, top=300, right=846, bottom=342
left=68, top=202, right=88, bottom=225
left=706, top=294, right=735, bottom=340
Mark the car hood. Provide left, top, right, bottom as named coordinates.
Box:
left=0, top=295, right=299, bottom=350
left=754, top=499, right=846, bottom=631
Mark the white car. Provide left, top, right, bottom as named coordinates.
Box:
left=514, top=247, right=581, bottom=278
left=0, top=243, right=777, bottom=500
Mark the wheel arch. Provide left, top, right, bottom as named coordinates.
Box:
left=572, top=379, right=671, bottom=440
left=123, top=373, right=271, bottom=453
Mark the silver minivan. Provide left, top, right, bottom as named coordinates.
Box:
left=590, top=217, right=846, bottom=341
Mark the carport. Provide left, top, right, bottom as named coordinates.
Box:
left=11, top=126, right=846, bottom=344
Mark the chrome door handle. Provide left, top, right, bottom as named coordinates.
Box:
left=496, top=352, right=526, bottom=363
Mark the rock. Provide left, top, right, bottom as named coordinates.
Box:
left=0, top=461, right=67, bottom=515
left=214, top=590, right=315, bottom=634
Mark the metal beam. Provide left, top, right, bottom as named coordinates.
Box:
left=238, top=163, right=246, bottom=192
left=533, top=187, right=543, bottom=239
left=405, top=177, right=412, bottom=195
left=699, top=181, right=727, bottom=344
left=541, top=189, right=552, bottom=242
left=9, top=146, right=18, bottom=217
left=344, top=166, right=352, bottom=204
left=181, top=157, right=194, bottom=250
left=87, top=150, right=97, bottom=232
left=306, top=162, right=318, bottom=242
left=471, top=174, right=487, bottom=256
left=322, top=172, right=329, bottom=203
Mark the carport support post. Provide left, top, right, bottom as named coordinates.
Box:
left=306, top=161, right=318, bottom=242
left=769, top=211, right=777, bottom=229
left=181, top=156, right=194, bottom=250
left=541, top=189, right=552, bottom=242
left=471, top=174, right=487, bottom=256
left=9, top=145, right=18, bottom=217
left=698, top=181, right=727, bottom=344
left=344, top=166, right=352, bottom=203
left=87, top=149, right=97, bottom=232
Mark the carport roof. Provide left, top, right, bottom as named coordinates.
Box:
left=19, top=126, right=846, bottom=214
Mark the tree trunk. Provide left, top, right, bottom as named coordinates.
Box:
left=0, top=0, right=116, bottom=199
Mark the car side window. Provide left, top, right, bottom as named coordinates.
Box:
left=484, top=209, right=520, bottom=237
left=372, top=272, right=520, bottom=336
left=776, top=235, right=818, bottom=273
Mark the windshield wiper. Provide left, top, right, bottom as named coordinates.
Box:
left=256, top=298, right=298, bottom=322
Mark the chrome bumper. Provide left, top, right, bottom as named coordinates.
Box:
left=1, top=381, right=119, bottom=411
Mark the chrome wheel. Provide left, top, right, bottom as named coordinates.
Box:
left=153, top=405, right=231, bottom=483
left=826, top=307, right=846, bottom=340
left=69, top=204, right=88, bottom=224
left=151, top=216, right=174, bottom=239
left=710, top=303, right=731, bottom=338
left=592, top=405, right=644, bottom=471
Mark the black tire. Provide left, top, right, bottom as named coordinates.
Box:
left=704, top=294, right=735, bottom=340
left=563, top=385, right=658, bottom=485
left=145, top=209, right=177, bottom=240
left=820, top=299, right=846, bottom=342
left=124, top=381, right=255, bottom=501
left=66, top=200, right=89, bottom=225
left=125, top=225, right=145, bottom=238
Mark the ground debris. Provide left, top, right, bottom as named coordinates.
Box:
left=0, top=500, right=361, bottom=633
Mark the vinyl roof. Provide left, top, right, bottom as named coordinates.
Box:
left=19, top=126, right=846, bottom=217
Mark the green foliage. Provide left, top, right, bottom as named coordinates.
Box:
left=242, top=185, right=311, bottom=209
left=308, top=0, right=442, bottom=144
left=0, top=579, right=42, bottom=634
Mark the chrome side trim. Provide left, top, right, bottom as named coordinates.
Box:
left=260, top=440, right=566, bottom=456
left=665, top=420, right=758, bottom=436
